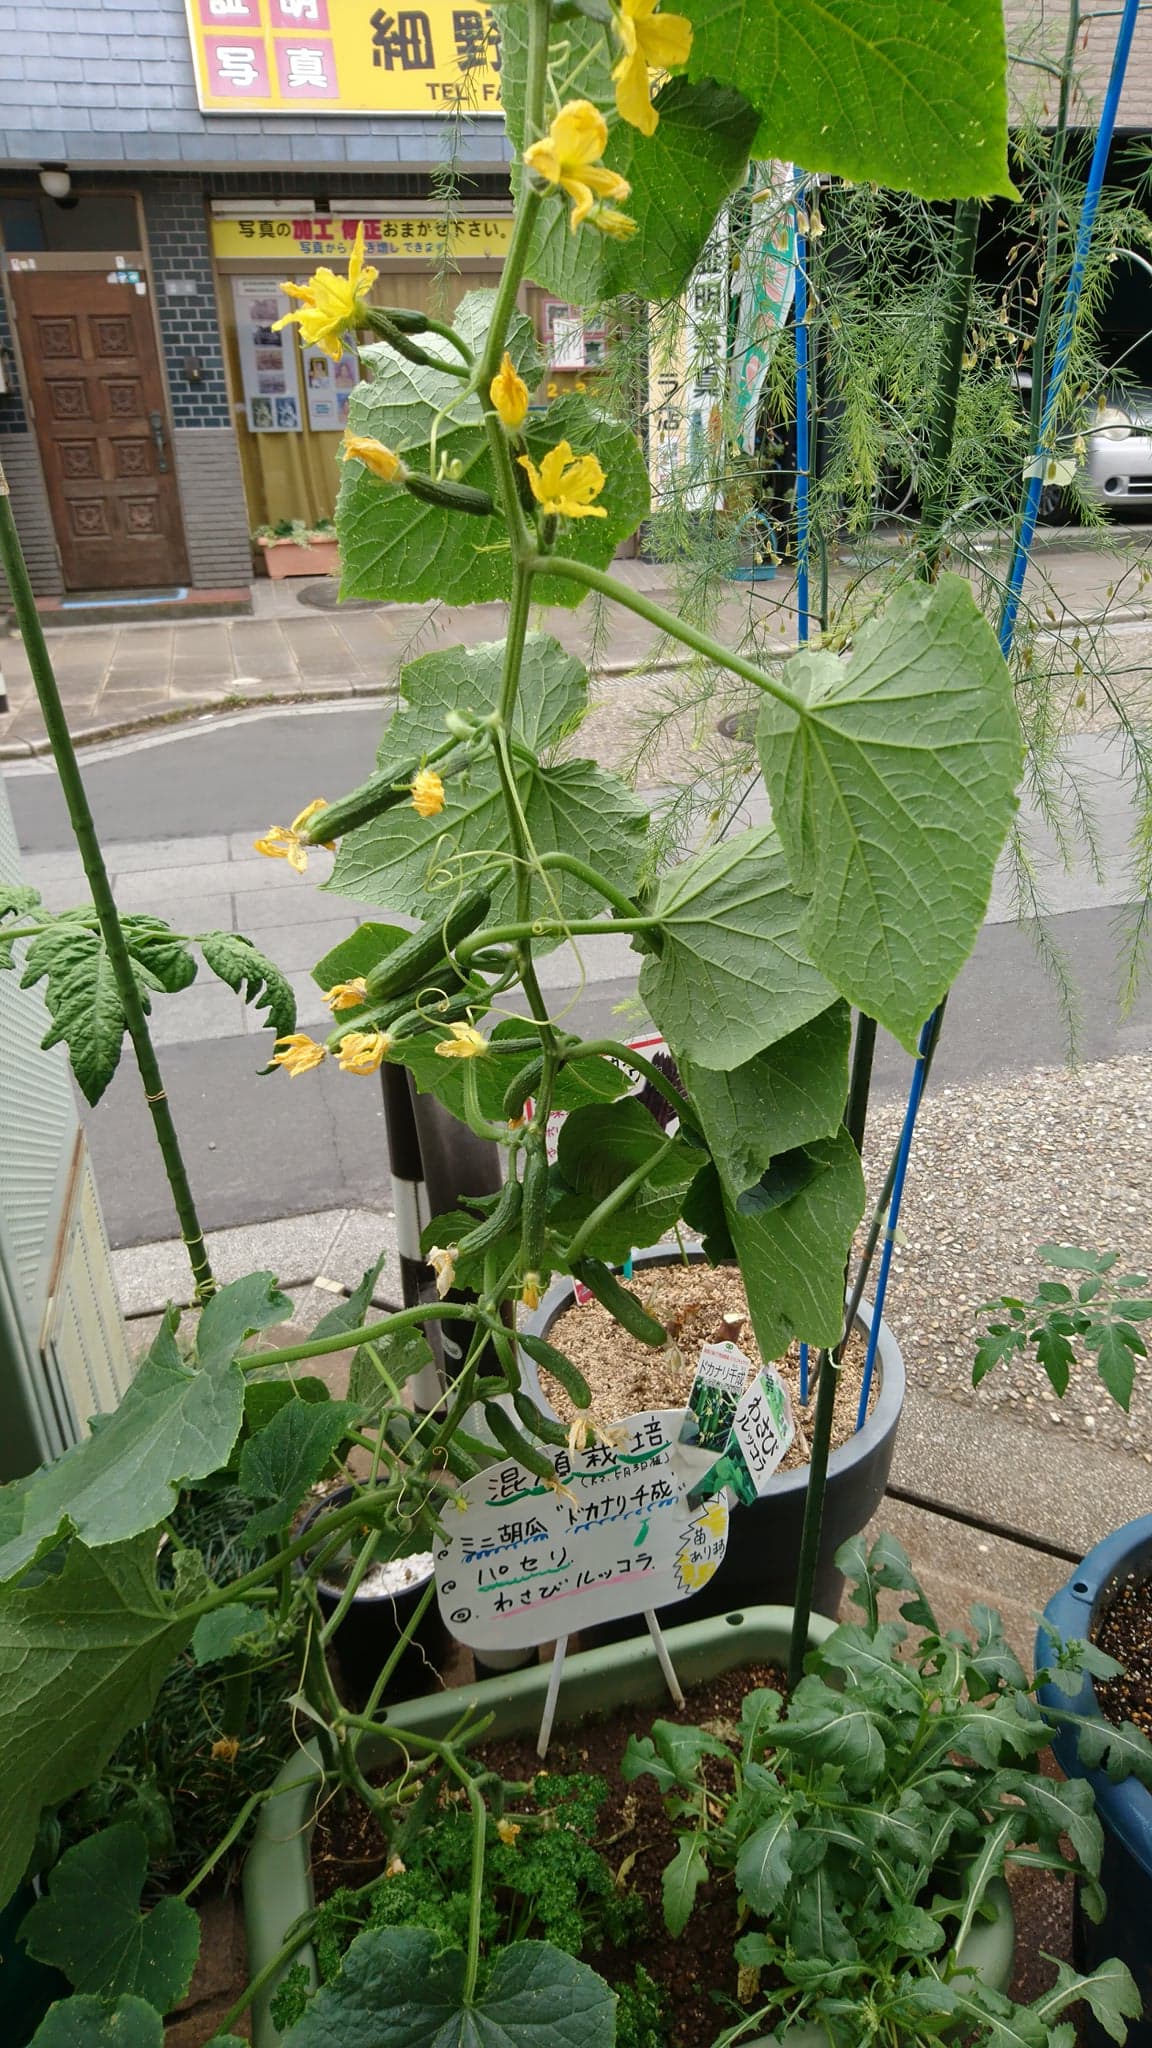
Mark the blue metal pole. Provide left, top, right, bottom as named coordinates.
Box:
left=853, top=0, right=1141, bottom=1430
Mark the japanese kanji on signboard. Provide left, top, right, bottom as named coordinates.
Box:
left=210, top=214, right=512, bottom=263
left=186, top=0, right=503, bottom=114
left=433, top=1410, right=729, bottom=1654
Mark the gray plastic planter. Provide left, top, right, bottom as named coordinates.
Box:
left=523, top=1248, right=906, bottom=1625
left=244, top=1604, right=837, bottom=2047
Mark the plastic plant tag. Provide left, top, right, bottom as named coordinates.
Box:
left=688, top=1367, right=796, bottom=1508
left=433, top=1408, right=729, bottom=1653
left=671, top=1341, right=751, bottom=1498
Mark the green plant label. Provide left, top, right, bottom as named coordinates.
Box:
left=672, top=1340, right=750, bottom=1497
left=433, top=1409, right=728, bottom=1652
left=675, top=1347, right=795, bottom=1508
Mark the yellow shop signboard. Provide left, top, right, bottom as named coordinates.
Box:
left=211, top=213, right=512, bottom=261
left=186, top=0, right=503, bottom=115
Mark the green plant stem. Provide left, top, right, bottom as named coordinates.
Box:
left=176, top=1772, right=318, bottom=1903
left=360, top=1577, right=438, bottom=1724
left=918, top=197, right=981, bottom=579
left=214, top=1911, right=321, bottom=2037
left=529, top=552, right=804, bottom=710
left=444, top=1747, right=488, bottom=2003
left=561, top=1133, right=680, bottom=1267
left=534, top=851, right=643, bottom=920
left=458, top=915, right=659, bottom=963
left=241, top=1299, right=492, bottom=1372
left=843, top=1014, right=877, bottom=1156
left=566, top=1037, right=687, bottom=1120
left=0, top=481, right=215, bottom=1302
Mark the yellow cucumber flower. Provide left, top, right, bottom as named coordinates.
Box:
left=591, top=205, right=637, bottom=241
left=271, top=1033, right=328, bottom=1076
left=426, top=1244, right=458, bottom=1298
left=254, top=798, right=333, bottom=872
left=410, top=768, right=446, bottom=818
left=612, top=0, right=693, bottom=137
left=522, top=100, right=631, bottom=232
left=435, top=1022, right=489, bottom=1059
left=496, top=1818, right=522, bottom=1846
left=323, top=977, right=369, bottom=1012
left=274, top=222, right=378, bottom=361
left=519, top=441, right=607, bottom=520
left=337, top=1029, right=392, bottom=1075
left=520, top=1272, right=542, bottom=1311
left=342, top=432, right=406, bottom=482
left=490, top=351, right=530, bottom=432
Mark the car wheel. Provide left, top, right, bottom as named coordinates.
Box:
left=1037, top=481, right=1073, bottom=525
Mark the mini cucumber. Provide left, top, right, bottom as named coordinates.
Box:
left=571, top=1260, right=668, bottom=1347
left=503, top=1055, right=544, bottom=1122
left=405, top=474, right=496, bottom=518
left=513, top=1391, right=571, bottom=1448
left=310, top=742, right=471, bottom=843
left=364, top=887, right=491, bottom=1002
left=440, top=1437, right=481, bottom=1483
left=517, top=1332, right=592, bottom=1410
left=482, top=1403, right=556, bottom=1482
left=520, top=1138, right=550, bottom=1274
left=457, top=1173, right=523, bottom=1257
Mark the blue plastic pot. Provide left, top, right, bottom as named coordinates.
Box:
left=1036, top=1513, right=1152, bottom=2048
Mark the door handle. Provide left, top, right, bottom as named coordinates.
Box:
left=149, top=409, right=169, bottom=473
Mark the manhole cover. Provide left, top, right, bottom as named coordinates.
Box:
left=295, top=581, right=382, bottom=613
left=717, top=710, right=757, bottom=743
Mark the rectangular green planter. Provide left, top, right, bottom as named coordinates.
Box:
left=243, top=1602, right=836, bottom=2047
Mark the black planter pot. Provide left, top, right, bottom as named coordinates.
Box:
left=1037, top=1515, right=1152, bottom=2048
left=523, top=1247, right=906, bottom=1631
left=300, top=1486, right=448, bottom=1705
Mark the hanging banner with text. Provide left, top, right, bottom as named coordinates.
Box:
left=187, top=0, right=503, bottom=114
left=433, top=1409, right=729, bottom=1653
left=211, top=214, right=512, bottom=263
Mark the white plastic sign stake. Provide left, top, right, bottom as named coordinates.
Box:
left=434, top=1409, right=729, bottom=1655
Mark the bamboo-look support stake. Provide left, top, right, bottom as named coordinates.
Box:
left=0, top=464, right=216, bottom=1302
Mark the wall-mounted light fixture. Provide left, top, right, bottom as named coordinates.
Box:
left=38, top=164, right=72, bottom=202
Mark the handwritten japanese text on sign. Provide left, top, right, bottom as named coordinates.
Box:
left=210, top=215, right=512, bottom=263
left=434, top=1410, right=729, bottom=1653
left=187, top=0, right=503, bottom=115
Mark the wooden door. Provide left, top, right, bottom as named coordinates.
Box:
left=10, top=270, right=190, bottom=590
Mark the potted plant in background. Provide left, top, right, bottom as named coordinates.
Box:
left=979, top=1247, right=1152, bottom=2044
left=254, top=518, right=339, bottom=579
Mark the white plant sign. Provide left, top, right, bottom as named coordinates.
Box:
left=433, top=1408, right=729, bottom=1653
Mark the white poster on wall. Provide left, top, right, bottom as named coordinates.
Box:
left=301, top=340, right=357, bottom=431
left=231, top=277, right=302, bottom=433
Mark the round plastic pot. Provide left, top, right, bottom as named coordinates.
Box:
left=523, top=1247, right=906, bottom=1627
left=243, top=1602, right=838, bottom=2048
left=298, top=1486, right=447, bottom=1705
left=1036, top=1512, right=1152, bottom=2048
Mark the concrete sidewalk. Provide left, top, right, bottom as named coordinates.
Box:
left=4, top=526, right=1152, bottom=757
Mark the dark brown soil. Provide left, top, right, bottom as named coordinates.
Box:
left=1094, top=1570, right=1152, bottom=1741
left=311, top=1662, right=787, bottom=2046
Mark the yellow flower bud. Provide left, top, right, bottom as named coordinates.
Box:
left=490, top=350, right=530, bottom=432
left=426, top=1244, right=458, bottom=1298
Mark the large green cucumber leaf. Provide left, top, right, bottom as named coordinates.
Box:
left=681, top=1002, right=851, bottom=1201
left=686, top=1126, right=865, bottom=1357
left=281, top=1926, right=615, bottom=2048
left=29, top=1996, right=165, bottom=2048
left=376, top=633, right=588, bottom=770
left=549, top=1098, right=700, bottom=1264
left=352, top=292, right=539, bottom=454
left=637, top=828, right=835, bottom=1072
left=0, top=1536, right=195, bottom=1912
left=0, top=1273, right=289, bottom=1584
left=329, top=639, right=648, bottom=928
left=20, top=1822, right=199, bottom=2009
left=238, top=1398, right=362, bottom=1544
left=681, top=0, right=1014, bottom=200
left=338, top=396, right=648, bottom=608
left=756, top=575, right=1022, bottom=1052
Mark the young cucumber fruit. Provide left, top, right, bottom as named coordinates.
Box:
left=364, top=886, right=491, bottom=1002
left=570, top=1260, right=667, bottom=1347
left=307, top=741, right=472, bottom=843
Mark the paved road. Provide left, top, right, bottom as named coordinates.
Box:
left=5, top=702, right=1152, bottom=1246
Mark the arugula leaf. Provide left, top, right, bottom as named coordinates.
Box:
left=662, top=1835, right=709, bottom=1937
